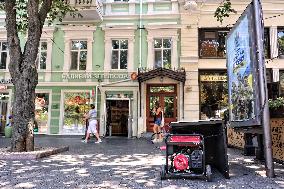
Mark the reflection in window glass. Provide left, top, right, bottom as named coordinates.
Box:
left=278, top=28, right=284, bottom=56
left=111, top=39, right=128, bottom=69
left=35, top=93, right=49, bottom=134
left=200, top=72, right=228, bottom=120
left=154, top=38, right=171, bottom=69
left=63, top=92, right=91, bottom=134
left=199, top=29, right=229, bottom=58
left=149, top=96, right=159, bottom=118
left=0, top=42, right=8, bottom=69
left=164, top=96, right=174, bottom=118
left=70, top=40, right=87, bottom=70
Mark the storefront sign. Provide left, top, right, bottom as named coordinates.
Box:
left=62, top=73, right=130, bottom=80
left=200, top=75, right=227, bottom=82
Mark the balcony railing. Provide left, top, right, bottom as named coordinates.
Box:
left=64, top=0, right=101, bottom=7
left=63, top=0, right=103, bottom=22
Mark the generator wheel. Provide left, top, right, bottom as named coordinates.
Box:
left=160, top=165, right=167, bottom=180
left=205, top=164, right=212, bottom=182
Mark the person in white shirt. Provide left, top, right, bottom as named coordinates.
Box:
left=82, top=104, right=102, bottom=143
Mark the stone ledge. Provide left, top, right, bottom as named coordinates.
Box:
left=0, top=146, right=69, bottom=160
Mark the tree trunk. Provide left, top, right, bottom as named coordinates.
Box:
left=10, top=60, right=38, bottom=152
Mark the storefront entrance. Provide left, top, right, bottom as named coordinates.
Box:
left=106, top=100, right=129, bottom=136
left=146, top=84, right=177, bottom=132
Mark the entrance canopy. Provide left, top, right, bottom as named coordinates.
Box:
left=137, top=68, right=186, bottom=83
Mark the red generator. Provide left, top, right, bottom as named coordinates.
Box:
left=160, top=121, right=229, bottom=181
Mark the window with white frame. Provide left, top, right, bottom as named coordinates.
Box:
left=70, top=40, right=87, bottom=70
left=36, top=41, right=47, bottom=70
left=111, top=39, right=128, bottom=69
left=154, top=38, right=171, bottom=69
left=0, top=41, right=8, bottom=69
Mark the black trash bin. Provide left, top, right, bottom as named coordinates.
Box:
left=160, top=120, right=230, bottom=181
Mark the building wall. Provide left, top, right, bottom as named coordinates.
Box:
left=179, top=0, right=284, bottom=121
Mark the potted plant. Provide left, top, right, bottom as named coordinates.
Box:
left=268, top=97, right=284, bottom=118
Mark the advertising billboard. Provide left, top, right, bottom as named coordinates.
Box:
left=226, top=3, right=262, bottom=127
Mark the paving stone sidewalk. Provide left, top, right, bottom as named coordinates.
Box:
left=0, top=135, right=283, bottom=189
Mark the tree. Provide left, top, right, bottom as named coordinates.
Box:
left=214, top=0, right=237, bottom=24
left=4, top=0, right=79, bottom=152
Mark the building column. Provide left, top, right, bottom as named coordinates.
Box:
left=172, top=36, right=179, bottom=69
left=45, top=38, right=53, bottom=82
left=86, top=39, right=94, bottom=72
left=128, top=38, right=135, bottom=72
left=63, top=39, right=71, bottom=72
left=132, top=90, right=138, bottom=137
left=99, top=90, right=106, bottom=136
left=179, top=82, right=184, bottom=120
left=270, top=26, right=278, bottom=59
left=147, top=38, right=154, bottom=69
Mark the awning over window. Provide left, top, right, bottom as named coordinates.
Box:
left=137, top=68, right=186, bottom=83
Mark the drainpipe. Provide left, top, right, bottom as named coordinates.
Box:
left=139, top=0, right=142, bottom=68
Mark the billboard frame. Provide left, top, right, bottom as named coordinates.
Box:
left=226, top=2, right=262, bottom=128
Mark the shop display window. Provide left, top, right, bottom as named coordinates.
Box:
left=63, top=92, right=91, bottom=134
left=35, top=93, right=49, bottom=134
left=200, top=72, right=228, bottom=120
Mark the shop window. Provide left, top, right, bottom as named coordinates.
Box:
left=111, top=39, right=128, bottom=70
left=199, top=29, right=229, bottom=58
left=154, top=38, right=171, bottom=69
left=199, top=28, right=270, bottom=59
left=70, top=40, right=87, bottom=70
left=200, top=72, right=228, bottom=120
left=0, top=42, right=8, bottom=69
left=36, top=41, right=47, bottom=70
left=63, top=92, right=91, bottom=134
left=35, top=93, right=49, bottom=134
left=278, top=27, right=284, bottom=58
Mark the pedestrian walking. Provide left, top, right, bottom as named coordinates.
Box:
left=82, top=104, right=102, bottom=143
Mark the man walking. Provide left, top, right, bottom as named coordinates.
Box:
left=82, top=104, right=102, bottom=143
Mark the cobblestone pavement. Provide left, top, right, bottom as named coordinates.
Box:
left=0, top=135, right=283, bottom=189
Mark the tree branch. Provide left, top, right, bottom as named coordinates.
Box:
left=5, top=0, right=22, bottom=78
left=39, top=0, right=53, bottom=27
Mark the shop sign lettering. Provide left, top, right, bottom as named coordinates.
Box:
left=200, top=75, right=227, bottom=82
left=62, top=73, right=130, bottom=80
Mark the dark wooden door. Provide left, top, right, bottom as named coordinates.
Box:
left=146, top=84, right=177, bottom=132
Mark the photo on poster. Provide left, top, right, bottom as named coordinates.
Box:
left=226, top=3, right=261, bottom=126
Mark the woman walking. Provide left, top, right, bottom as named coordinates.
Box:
left=82, top=104, right=102, bottom=144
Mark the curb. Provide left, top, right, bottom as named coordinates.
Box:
left=0, top=146, right=69, bottom=160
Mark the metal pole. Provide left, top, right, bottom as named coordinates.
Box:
left=253, top=0, right=275, bottom=178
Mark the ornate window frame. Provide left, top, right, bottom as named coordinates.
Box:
left=62, top=26, right=96, bottom=73
left=146, top=25, right=179, bottom=69
left=103, top=25, right=135, bottom=72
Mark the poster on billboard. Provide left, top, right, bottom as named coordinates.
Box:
left=226, top=3, right=262, bottom=127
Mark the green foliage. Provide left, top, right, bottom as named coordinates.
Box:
left=278, top=36, right=284, bottom=55
left=0, top=0, right=81, bottom=33
left=268, top=97, right=284, bottom=109
left=214, top=0, right=237, bottom=24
